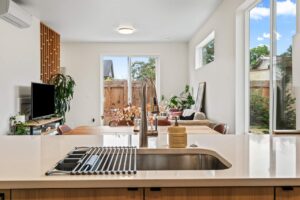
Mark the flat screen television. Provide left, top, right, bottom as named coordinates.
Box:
left=31, top=82, right=55, bottom=119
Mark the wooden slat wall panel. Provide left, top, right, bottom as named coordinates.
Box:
left=40, top=23, right=60, bottom=83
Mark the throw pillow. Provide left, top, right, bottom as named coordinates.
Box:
left=179, top=112, right=195, bottom=120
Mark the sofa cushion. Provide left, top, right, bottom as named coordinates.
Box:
left=193, top=112, right=206, bottom=120
left=182, top=109, right=195, bottom=117
left=179, top=112, right=195, bottom=120
left=170, top=119, right=212, bottom=126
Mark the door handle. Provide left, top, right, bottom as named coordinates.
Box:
left=282, top=186, right=294, bottom=191
left=127, top=188, right=138, bottom=191
left=150, top=187, right=161, bottom=192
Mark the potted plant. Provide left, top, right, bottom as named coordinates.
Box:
left=49, top=74, right=76, bottom=122
left=167, top=85, right=195, bottom=111
left=10, top=115, right=28, bottom=135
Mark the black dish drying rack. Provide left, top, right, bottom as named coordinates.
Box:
left=46, top=146, right=137, bottom=176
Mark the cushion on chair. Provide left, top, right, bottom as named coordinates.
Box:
left=157, top=119, right=172, bottom=126
left=57, top=125, right=72, bottom=135
left=213, top=123, right=229, bottom=134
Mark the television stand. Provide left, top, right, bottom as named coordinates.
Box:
left=26, top=117, right=63, bottom=135
left=30, top=119, right=40, bottom=123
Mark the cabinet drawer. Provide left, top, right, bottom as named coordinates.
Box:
left=276, top=187, right=300, bottom=200
left=145, top=187, right=274, bottom=200
left=12, top=188, right=142, bottom=200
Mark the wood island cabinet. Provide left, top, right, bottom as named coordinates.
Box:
left=0, top=190, right=10, bottom=200
left=145, top=187, right=274, bottom=200
left=10, top=187, right=275, bottom=200
left=276, top=187, right=300, bottom=200
left=10, top=186, right=300, bottom=200
left=11, top=188, right=143, bottom=200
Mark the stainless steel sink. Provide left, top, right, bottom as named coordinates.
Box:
left=136, top=148, right=231, bottom=170
left=46, top=147, right=232, bottom=176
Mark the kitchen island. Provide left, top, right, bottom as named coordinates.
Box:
left=0, top=133, right=300, bottom=199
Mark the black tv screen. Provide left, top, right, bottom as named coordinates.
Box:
left=31, top=83, right=55, bottom=119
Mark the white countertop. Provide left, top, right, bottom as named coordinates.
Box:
left=0, top=133, right=300, bottom=189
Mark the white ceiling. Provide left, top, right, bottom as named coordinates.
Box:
left=17, top=0, right=222, bottom=42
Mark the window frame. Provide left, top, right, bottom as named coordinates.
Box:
left=245, top=0, right=297, bottom=133
left=99, top=55, right=160, bottom=125
left=195, top=31, right=215, bottom=69
left=245, top=0, right=273, bottom=134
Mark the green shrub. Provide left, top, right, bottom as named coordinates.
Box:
left=250, top=93, right=269, bottom=129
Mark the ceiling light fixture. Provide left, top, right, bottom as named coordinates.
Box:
left=117, top=26, right=136, bottom=35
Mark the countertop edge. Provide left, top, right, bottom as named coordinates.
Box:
left=2, top=178, right=300, bottom=189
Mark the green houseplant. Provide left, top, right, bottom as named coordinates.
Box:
left=167, top=85, right=195, bottom=111
left=48, top=74, right=76, bottom=122
left=9, top=116, right=28, bottom=135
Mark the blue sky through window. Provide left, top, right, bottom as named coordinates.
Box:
left=250, top=0, right=296, bottom=54
left=103, top=56, right=153, bottom=79
left=103, top=56, right=128, bottom=79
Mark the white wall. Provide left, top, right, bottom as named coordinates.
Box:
left=0, top=17, right=40, bottom=135
left=61, top=42, right=188, bottom=128
left=188, top=0, right=245, bottom=134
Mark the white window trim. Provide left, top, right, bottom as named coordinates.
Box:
left=235, top=0, right=263, bottom=134
left=243, top=0, right=291, bottom=134
left=244, top=1, right=260, bottom=134
left=195, top=31, right=215, bottom=69
left=99, top=55, right=160, bottom=125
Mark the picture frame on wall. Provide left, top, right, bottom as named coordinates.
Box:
left=194, top=82, right=206, bottom=113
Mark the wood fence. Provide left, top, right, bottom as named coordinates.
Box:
left=103, top=80, right=153, bottom=124
left=250, top=81, right=270, bottom=97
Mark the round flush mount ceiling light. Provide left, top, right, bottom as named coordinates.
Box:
left=117, top=26, right=136, bottom=35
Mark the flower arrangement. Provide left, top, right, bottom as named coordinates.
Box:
left=111, top=104, right=141, bottom=122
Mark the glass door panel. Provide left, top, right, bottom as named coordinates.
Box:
left=249, top=0, right=271, bottom=134
left=275, top=0, right=296, bottom=130
left=102, top=56, right=129, bottom=125
left=130, top=56, right=157, bottom=108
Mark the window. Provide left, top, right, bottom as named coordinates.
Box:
left=101, top=56, right=158, bottom=125
left=130, top=57, right=156, bottom=107
left=195, top=31, right=215, bottom=69
left=248, top=0, right=271, bottom=134
left=247, top=0, right=296, bottom=134
left=274, top=0, right=296, bottom=130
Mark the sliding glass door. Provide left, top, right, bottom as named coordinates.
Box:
left=102, top=56, right=129, bottom=125
left=249, top=0, right=271, bottom=134
left=274, top=0, right=296, bottom=130
left=130, top=57, right=157, bottom=108
left=248, top=0, right=296, bottom=134
left=101, top=56, right=158, bottom=125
